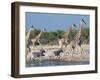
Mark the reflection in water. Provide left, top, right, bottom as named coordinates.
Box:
left=26, top=60, right=89, bottom=67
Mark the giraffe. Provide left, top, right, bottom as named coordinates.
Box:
left=25, top=27, right=46, bottom=62
left=25, top=27, right=35, bottom=57
left=64, top=24, right=77, bottom=47
left=58, top=24, right=76, bottom=49
left=31, top=28, right=46, bottom=48
left=70, top=19, right=86, bottom=50
left=26, top=28, right=33, bottom=41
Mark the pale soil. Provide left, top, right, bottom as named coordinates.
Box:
left=30, top=44, right=89, bottom=50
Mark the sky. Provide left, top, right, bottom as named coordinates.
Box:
left=25, top=12, right=90, bottom=32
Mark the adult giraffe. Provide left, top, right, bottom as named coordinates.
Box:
left=25, top=27, right=46, bottom=62
left=70, top=19, right=86, bottom=50
left=31, top=28, right=46, bottom=48
left=58, top=24, right=76, bottom=49
left=25, top=27, right=35, bottom=57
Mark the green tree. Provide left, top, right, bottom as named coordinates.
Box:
left=56, top=30, right=65, bottom=38
left=81, top=27, right=89, bottom=44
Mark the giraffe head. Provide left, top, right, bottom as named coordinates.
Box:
left=72, top=24, right=77, bottom=28
left=42, top=28, right=47, bottom=32
left=80, top=19, right=86, bottom=27
left=29, top=27, right=35, bottom=31
left=82, top=19, right=86, bottom=24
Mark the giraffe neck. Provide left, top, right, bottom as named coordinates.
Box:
left=74, top=24, right=82, bottom=41
left=64, top=27, right=71, bottom=39
left=35, top=30, right=43, bottom=39
left=26, top=28, right=32, bottom=40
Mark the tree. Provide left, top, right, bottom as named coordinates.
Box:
left=56, top=30, right=65, bottom=38
left=81, top=27, right=89, bottom=44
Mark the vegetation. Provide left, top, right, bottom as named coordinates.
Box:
left=27, top=25, right=89, bottom=44
left=81, top=27, right=89, bottom=44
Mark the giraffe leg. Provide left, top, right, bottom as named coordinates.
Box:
left=37, top=39, right=43, bottom=49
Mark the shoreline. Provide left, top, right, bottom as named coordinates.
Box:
left=26, top=44, right=89, bottom=66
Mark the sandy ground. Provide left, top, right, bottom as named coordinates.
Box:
left=28, top=44, right=89, bottom=62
